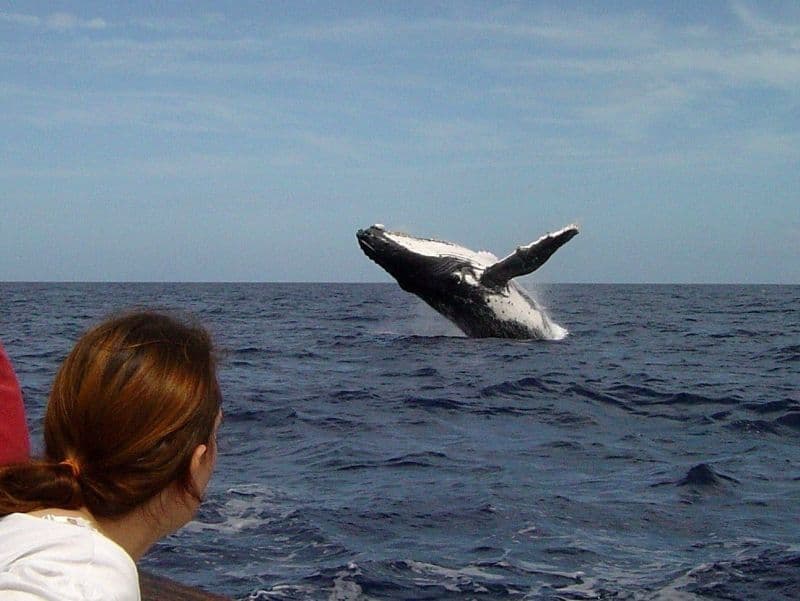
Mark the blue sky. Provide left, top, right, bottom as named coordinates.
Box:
left=1, top=1, right=798, bottom=283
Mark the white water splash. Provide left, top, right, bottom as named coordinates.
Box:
left=486, top=282, right=568, bottom=341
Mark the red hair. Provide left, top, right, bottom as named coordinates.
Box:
left=0, top=310, right=221, bottom=518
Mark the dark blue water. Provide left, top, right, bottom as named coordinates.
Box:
left=1, top=283, right=798, bottom=600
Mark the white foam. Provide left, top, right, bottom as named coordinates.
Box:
left=185, top=484, right=290, bottom=535
left=330, top=563, right=367, bottom=601
left=513, top=559, right=586, bottom=581
left=405, top=559, right=506, bottom=582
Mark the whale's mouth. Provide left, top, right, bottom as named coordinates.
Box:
left=356, top=230, right=376, bottom=255
left=356, top=227, right=393, bottom=260
left=358, top=238, right=375, bottom=253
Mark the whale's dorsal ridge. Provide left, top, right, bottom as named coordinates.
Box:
left=480, top=225, right=579, bottom=288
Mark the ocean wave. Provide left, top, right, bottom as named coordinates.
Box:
left=726, top=419, right=782, bottom=435
left=481, top=376, right=553, bottom=398
left=404, top=395, right=466, bottom=411
left=775, top=412, right=800, bottom=430
left=653, top=546, right=800, bottom=601
left=333, top=451, right=452, bottom=472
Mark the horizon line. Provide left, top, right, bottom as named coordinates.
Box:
left=2, top=281, right=798, bottom=286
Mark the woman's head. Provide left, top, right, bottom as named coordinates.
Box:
left=0, top=310, right=221, bottom=519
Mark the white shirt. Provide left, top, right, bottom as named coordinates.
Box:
left=0, top=512, right=141, bottom=601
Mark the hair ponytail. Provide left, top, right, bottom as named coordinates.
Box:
left=0, top=461, right=83, bottom=515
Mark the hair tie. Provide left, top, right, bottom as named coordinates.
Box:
left=58, top=458, right=81, bottom=479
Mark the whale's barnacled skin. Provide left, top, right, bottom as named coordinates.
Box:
left=356, top=224, right=579, bottom=339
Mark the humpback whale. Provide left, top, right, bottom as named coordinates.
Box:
left=356, top=224, right=579, bottom=339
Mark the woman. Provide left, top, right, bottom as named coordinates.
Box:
left=0, top=311, right=223, bottom=601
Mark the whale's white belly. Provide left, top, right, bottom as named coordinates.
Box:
left=485, top=283, right=568, bottom=340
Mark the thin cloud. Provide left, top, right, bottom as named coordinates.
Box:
left=0, top=86, right=256, bottom=134
left=45, top=13, right=107, bottom=31
left=0, top=11, right=107, bottom=31
left=130, top=13, right=224, bottom=33
left=0, top=12, right=40, bottom=27
left=287, top=12, right=658, bottom=50
left=731, top=1, right=800, bottom=41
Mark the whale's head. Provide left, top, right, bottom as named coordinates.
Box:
left=355, top=224, right=395, bottom=265
left=357, top=225, right=440, bottom=288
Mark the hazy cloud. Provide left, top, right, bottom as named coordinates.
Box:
left=130, top=13, right=225, bottom=33
left=0, top=11, right=107, bottom=31
left=0, top=12, right=40, bottom=27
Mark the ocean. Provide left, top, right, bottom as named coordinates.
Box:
left=1, top=282, right=798, bottom=600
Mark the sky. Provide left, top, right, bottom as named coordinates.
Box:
left=1, top=1, right=798, bottom=283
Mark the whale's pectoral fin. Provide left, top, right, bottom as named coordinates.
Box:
left=400, top=257, right=468, bottom=289
left=480, top=225, right=578, bottom=288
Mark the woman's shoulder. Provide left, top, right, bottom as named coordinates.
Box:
left=0, top=513, right=140, bottom=601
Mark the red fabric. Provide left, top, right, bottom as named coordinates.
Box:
left=0, top=342, right=30, bottom=465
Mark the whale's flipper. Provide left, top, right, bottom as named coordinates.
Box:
left=480, top=225, right=578, bottom=288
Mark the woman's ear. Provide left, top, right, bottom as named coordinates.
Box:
left=189, top=443, right=213, bottom=497
left=189, top=411, right=222, bottom=500
left=191, top=444, right=209, bottom=468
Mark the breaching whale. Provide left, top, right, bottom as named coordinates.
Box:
left=356, top=224, right=579, bottom=339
